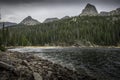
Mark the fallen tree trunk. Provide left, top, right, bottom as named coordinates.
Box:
left=0, top=61, right=14, bottom=71
left=0, top=61, right=19, bottom=76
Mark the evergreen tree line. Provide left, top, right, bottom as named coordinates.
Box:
left=0, top=22, right=7, bottom=51
left=0, top=15, right=120, bottom=46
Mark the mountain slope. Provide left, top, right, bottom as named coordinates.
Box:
left=6, top=15, right=120, bottom=46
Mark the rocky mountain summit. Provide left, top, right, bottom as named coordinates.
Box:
left=61, top=16, right=70, bottom=19
left=20, top=16, right=40, bottom=25
left=80, top=3, right=120, bottom=16
left=44, top=18, right=59, bottom=23
left=80, top=3, right=98, bottom=16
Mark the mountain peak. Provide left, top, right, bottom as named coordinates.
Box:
left=86, top=3, right=93, bottom=7
left=26, top=16, right=32, bottom=19
left=61, top=16, right=70, bottom=19
left=80, top=3, right=98, bottom=16
left=23, top=16, right=34, bottom=21
left=20, top=16, right=40, bottom=25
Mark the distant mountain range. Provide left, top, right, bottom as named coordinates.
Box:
left=1, top=3, right=120, bottom=26
left=20, top=3, right=120, bottom=25
left=0, top=22, right=17, bottom=28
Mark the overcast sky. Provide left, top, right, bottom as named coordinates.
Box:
left=0, top=0, right=120, bottom=23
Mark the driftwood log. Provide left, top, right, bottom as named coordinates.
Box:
left=0, top=61, right=18, bottom=76
left=0, top=60, right=43, bottom=80
left=0, top=61, right=15, bottom=71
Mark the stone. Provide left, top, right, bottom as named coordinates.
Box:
left=33, top=72, right=43, bottom=80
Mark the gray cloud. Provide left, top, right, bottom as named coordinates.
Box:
left=1, top=0, right=119, bottom=5
left=0, top=0, right=81, bottom=4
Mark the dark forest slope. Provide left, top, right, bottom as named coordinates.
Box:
left=0, top=15, right=120, bottom=46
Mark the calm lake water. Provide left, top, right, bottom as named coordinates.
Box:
left=8, top=47, right=120, bottom=80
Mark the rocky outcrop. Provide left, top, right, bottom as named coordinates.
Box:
left=109, top=8, right=120, bottom=15
left=43, top=18, right=59, bottom=23
left=100, top=8, right=120, bottom=16
left=99, top=11, right=109, bottom=16
left=80, top=3, right=98, bottom=16
left=20, top=16, right=40, bottom=25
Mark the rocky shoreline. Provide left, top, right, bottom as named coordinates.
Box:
left=0, top=51, right=96, bottom=80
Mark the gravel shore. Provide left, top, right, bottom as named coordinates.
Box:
left=0, top=51, right=96, bottom=80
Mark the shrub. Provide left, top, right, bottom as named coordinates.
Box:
left=0, top=46, right=6, bottom=52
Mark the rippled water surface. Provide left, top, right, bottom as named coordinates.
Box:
left=9, top=47, right=120, bottom=80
